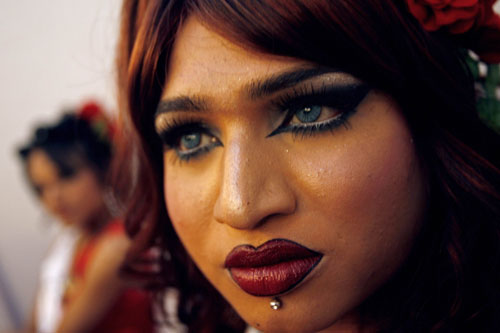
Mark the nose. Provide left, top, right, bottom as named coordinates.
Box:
left=213, top=134, right=296, bottom=230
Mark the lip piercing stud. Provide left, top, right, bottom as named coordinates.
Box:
left=270, top=297, right=282, bottom=310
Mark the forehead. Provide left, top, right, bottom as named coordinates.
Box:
left=27, top=149, right=59, bottom=183
left=163, top=16, right=307, bottom=97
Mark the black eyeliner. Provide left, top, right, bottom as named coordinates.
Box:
left=156, top=118, right=222, bottom=161
left=289, top=109, right=355, bottom=139
left=175, top=143, right=218, bottom=162
left=268, top=83, right=370, bottom=137
left=156, top=82, right=371, bottom=162
left=157, top=118, right=206, bottom=148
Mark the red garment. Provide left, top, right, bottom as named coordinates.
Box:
left=68, top=220, right=155, bottom=333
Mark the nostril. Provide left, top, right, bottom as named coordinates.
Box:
left=213, top=177, right=296, bottom=230
left=258, top=212, right=286, bottom=228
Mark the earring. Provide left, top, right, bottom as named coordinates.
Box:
left=270, top=297, right=282, bottom=310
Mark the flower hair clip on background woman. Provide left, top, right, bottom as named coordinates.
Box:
left=115, top=0, right=500, bottom=332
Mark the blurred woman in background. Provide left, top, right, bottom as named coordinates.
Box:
left=19, top=101, right=154, bottom=332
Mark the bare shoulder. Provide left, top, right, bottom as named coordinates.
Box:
left=87, top=225, right=131, bottom=279
left=97, top=228, right=130, bottom=255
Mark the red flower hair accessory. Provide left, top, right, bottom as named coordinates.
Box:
left=78, top=101, right=116, bottom=142
left=406, top=0, right=500, bottom=63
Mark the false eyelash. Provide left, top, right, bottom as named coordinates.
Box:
left=273, top=82, right=369, bottom=114
left=273, top=83, right=327, bottom=111
left=157, top=117, right=222, bottom=162
left=268, top=83, right=370, bottom=137
left=288, top=109, right=355, bottom=140
left=156, top=117, right=208, bottom=149
left=156, top=83, right=370, bottom=162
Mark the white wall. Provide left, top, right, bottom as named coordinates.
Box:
left=0, top=1, right=121, bottom=330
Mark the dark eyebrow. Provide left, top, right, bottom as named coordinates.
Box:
left=245, top=67, right=337, bottom=99
left=155, top=67, right=337, bottom=116
left=155, top=95, right=208, bottom=117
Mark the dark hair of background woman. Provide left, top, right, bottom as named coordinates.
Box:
left=19, top=111, right=113, bottom=189
left=114, top=0, right=500, bottom=332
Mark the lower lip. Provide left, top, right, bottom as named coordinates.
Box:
left=228, top=256, right=321, bottom=296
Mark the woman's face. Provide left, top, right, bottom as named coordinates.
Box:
left=156, top=16, right=426, bottom=332
left=27, top=149, right=105, bottom=227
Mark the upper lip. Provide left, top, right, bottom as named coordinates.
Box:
left=224, top=238, right=321, bottom=268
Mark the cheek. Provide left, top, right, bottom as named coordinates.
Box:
left=292, top=103, right=425, bottom=281
left=308, top=135, right=420, bottom=228
left=66, top=173, right=103, bottom=211
left=164, top=163, right=218, bottom=257
left=41, top=195, right=57, bottom=213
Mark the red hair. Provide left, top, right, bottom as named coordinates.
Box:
left=114, top=0, right=500, bottom=331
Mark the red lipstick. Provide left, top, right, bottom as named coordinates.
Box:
left=224, top=239, right=322, bottom=296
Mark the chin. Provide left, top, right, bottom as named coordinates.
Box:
left=226, top=295, right=357, bottom=333
left=241, top=312, right=343, bottom=333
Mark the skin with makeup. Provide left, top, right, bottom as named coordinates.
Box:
left=116, top=0, right=500, bottom=332
left=154, top=16, right=425, bottom=332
